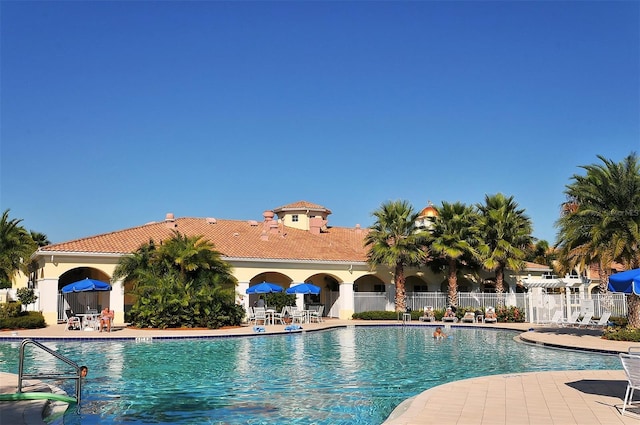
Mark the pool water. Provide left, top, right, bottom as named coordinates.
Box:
left=0, top=327, right=622, bottom=424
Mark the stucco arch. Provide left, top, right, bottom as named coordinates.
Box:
left=58, top=267, right=112, bottom=319
left=353, top=275, right=386, bottom=292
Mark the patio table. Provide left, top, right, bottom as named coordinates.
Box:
left=76, top=313, right=99, bottom=330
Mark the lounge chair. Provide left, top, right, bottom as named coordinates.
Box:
left=418, top=306, right=435, bottom=322
left=64, top=309, right=81, bottom=331
left=574, top=312, right=594, bottom=328
left=541, top=310, right=563, bottom=326
left=588, top=312, right=611, bottom=329
left=620, top=353, right=640, bottom=415
left=461, top=312, right=475, bottom=323
left=484, top=307, right=497, bottom=324
left=442, top=307, right=458, bottom=323
left=560, top=311, right=580, bottom=327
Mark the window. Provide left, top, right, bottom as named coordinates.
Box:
left=373, top=284, right=386, bottom=293
left=413, top=285, right=428, bottom=292
left=292, top=215, right=299, bottom=222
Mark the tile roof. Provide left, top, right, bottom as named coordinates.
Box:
left=273, top=200, right=332, bottom=214
left=40, top=217, right=370, bottom=262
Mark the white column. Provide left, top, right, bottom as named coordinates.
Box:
left=237, top=282, right=249, bottom=312
left=110, top=279, right=125, bottom=325
left=37, top=277, right=59, bottom=326
left=338, top=282, right=354, bottom=320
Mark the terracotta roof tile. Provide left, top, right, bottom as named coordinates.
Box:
left=273, top=200, right=332, bottom=214
left=40, top=217, right=369, bottom=262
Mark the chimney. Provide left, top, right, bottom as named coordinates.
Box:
left=355, top=223, right=361, bottom=234
left=165, top=213, right=177, bottom=229
left=309, top=216, right=322, bottom=235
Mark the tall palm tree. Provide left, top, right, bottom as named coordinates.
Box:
left=113, top=231, right=238, bottom=328
left=365, top=200, right=429, bottom=312
left=428, top=201, right=481, bottom=307
left=556, top=153, right=640, bottom=326
left=0, top=209, right=36, bottom=288
left=477, top=194, right=533, bottom=303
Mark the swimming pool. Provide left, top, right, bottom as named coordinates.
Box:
left=0, top=326, right=622, bottom=424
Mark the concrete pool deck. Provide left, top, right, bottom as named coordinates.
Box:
left=1, top=320, right=640, bottom=424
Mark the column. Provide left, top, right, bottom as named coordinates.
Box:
left=338, top=281, right=354, bottom=320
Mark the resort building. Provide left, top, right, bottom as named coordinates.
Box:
left=15, top=201, right=596, bottom=326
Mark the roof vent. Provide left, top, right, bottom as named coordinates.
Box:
left=248, top=220, right=258, bottom=226
left=165, top=213, right=175, bottom=222
left=206, top=217, right=217, bottom=224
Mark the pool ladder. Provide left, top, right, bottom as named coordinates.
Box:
left=17, top=338, right=83, bottom=402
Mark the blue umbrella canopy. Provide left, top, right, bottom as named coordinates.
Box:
left=608, top=268, right=640, bottom=295
left=246, top=282, right=284, bottom=294
left=61, top=278, right=112, bottom=293
left=286, top=283, right=321, bottom=295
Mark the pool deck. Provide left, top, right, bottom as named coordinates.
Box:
left=2, top=320, right=640, bottom=424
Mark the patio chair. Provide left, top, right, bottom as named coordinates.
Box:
left=484, top=307, right=497, bottom=324
left=541, top=310, right=563, bottom=326
left=253, top=307, right=267, bottom=325
left=620, top=353, right=640, bottom=415
left=560, top=311, right=580, bottom=327
left=290, top=307, right=306, bottom=324
left=418, top=306, right=435, bottom=322
left=574, top=312, right=594, bottom=328
left=309, top=305, right=324, bottom=323
left=64, top=309, right=81, bottom=331
left=442, top=307, right=458, bottom=323
left=461, top=312, right=475, bottom=323
left=588, top=312, right=611, bottom=330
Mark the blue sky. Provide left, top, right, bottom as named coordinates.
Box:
left=1, top=1, right=638, bottom=244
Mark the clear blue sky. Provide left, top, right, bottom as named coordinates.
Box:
left=1, top=1, right=638, bottom=245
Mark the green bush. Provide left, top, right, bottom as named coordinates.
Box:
left=264, top=293, right=297, bottom=312
left=496, top=305, right=525, bottom=323
left=16, top=288, right=38, bottom=306
left=0, top=302, right=22, bottom=319
left=602, top=326, right=640, bottom=342
left=0, top=311, right=46, bottom=329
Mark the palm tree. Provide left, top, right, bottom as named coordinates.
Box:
left=365, top=200, right=429, bottom=312
left=0, top=210, right=36, bottom=288
left=556, top=153, right=640, bottom=326
left=477, top=194, right=533, bottom=303
left=427, top=201, right=481, bottom=307
left=113, top=231, right=239, bottom=328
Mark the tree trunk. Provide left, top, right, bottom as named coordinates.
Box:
left=448, top=258, right=458, bottom=307
left=394, top=263, right=406, bottom=312
left=495, top=267, right=505, bottom=306
left=628, top=294, right=640, bottom=328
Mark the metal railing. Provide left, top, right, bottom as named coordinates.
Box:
left=18, top=339, right=83, bottom=402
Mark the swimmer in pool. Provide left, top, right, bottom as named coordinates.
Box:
left=433, top=327, right=446, bottom=339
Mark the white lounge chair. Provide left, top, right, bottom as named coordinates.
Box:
left=560, top=311, right=580, bottom=327
left=541, top=310, right=564, bottom=326
left=574, top=312, right=594, bottom=328
left=588, top=312, right=611, bottom=329
left=461, top=312, right=475, bottom=323
left=442, top=307, right=458, bottom=323
left=419, top=306, right=435, bottom=322
left=620, top=353, right=640, bottom=415
left=484, top=307, right=497, bottom=324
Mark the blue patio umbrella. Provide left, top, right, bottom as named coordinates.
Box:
left=246, top=282, right=284, bottom=294
left=608, top=268, right=640, bottom=295
left=286, top=283, right=321, bottom=295
left=61, top=278, right=112, bottom=293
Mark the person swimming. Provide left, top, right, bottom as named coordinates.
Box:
left=433, top=327, right=446, bottom=339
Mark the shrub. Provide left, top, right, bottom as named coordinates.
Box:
left=16, top=288, right=38, bottom=306
left=0, top=311, right=46, bottom=329
left=496, top=306, right=525, bottom=323
left=0, top=302, right=22, bottom=319
left=602, top=326, right=640, bottom=342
